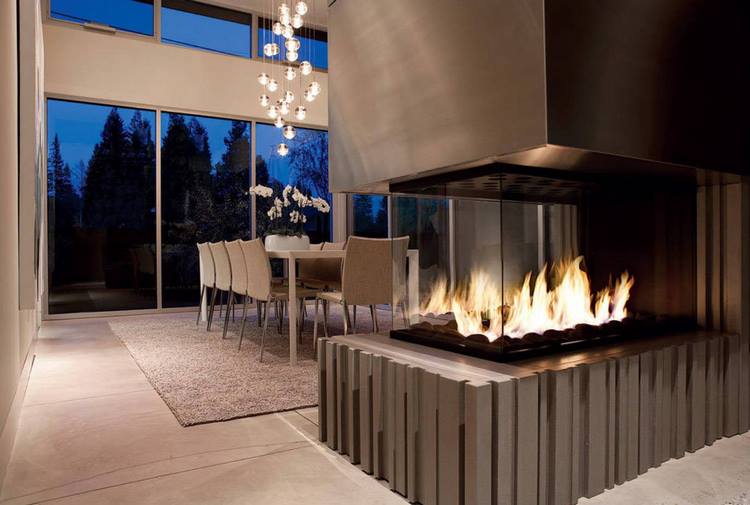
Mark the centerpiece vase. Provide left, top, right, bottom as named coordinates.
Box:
left=264, top=234, right=311, bottom=251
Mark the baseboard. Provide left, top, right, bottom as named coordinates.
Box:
left=0, top=332, right=36, bottom=492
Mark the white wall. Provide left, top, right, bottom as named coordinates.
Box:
left=43, top=23, right=328, bottom=128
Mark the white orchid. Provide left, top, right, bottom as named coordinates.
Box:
left=311, top=197, right=330, bottom=213
left=282, top=185, right=293, bottom=207
left=249, top=184, right=273, bottom=198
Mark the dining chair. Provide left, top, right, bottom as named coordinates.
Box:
left=196, top=242, right=216, bottom=329
left=238, top=239, right=318, bottom=360
left=313, top=236, right=409, bottom=350
left=225, top=240, right=250, bottom=337
left=207, top=241, right=232, bottom=336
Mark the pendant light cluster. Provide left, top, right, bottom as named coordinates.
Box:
left=257, top=1, right=322, bottom=156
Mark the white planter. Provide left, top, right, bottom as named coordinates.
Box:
left=264, top=234, right=310, bottom=251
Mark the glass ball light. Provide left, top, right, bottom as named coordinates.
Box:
left=267, top=105, right=280, bottom=119
left=279, top=3, right=290, bottom=16
left=291, top=14, right=303, bottom=29
left=284, top=90, right=295, bottom=103
left=294, top=105, right=307, bottom=121
left=285, top=38, right=300, bottom=52
left=295, top=1, right=308, bottom=16
left=274, top=116, right=285, bottom=128
left=272, top=21, right=284, bottom=35
left=309, top=81, right=321, bottom=96
left=282, top=24, right=294, bottom=39
left=266, top=79, right=279, bottom=92
left=259, top=94, right=270, bottom=107
left=283, top=125, right=296, bottom=140
left=257, top=72, right=270, bottom=85
left=299, top=61, right=312, bottom=75
left=284, top=66, right=297, bottom=80
left=279, top=12, right=291, bottom=26
left=278, top=101, right=291, bottom=115
left=286, top=50, right=299, bottom=62
left=263, top=42, right=279, bottom=57
left=304, top=89, right=316, bottom=102
left=277, top=143, right=289, bottom=156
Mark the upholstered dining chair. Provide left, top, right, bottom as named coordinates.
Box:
left=207, top=241, right=232, bottom=335
left=313, top=236, right=409, bottom=350
left=196, top=242, right=215, bottom=329
left=224, top=240, right=250, bottom=337
left=238, top=239, right=318, bottom=360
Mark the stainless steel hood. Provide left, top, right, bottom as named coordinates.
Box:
left=328, top=0, right=749, bottom=194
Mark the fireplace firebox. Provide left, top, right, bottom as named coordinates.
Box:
left=388, top=164, right=699, bottom=361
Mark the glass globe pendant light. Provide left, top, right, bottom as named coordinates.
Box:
left=283, top=125, right=296, bottom=140
left=279, top=12, right=291, bottom=26
left=281, top=24, right=294, bottom=39
left=274, top=116, right=285, bottom=128
left=294, top=105, right=306, bottom=121
left=257, top=72, right=270, bottom=86
left=272, top=21, right=284, bottom=35
left=267, top=105, right=280, bottom=119
left=278, top=100, right=291, bottom=115
left=266, top=79, right=279, bottom=92
left=284, top=66, right=297, bottom=80
left=285, top=38, right=300, bottom=52
left=291, top=14, right=303, bottom=29
left=295, top=1, right=308, bottom=16
left=259, top=94, right=270, bottom=107
left=277, top=143, right=289, bottom=156
left=308, top=81, right=321, bottom=96
left=299, top=61, right=312, bottom=76
left=304, top=89, right=316, bottom=102
left=278, top=3, right=290, bottom=16
left=283, top=90, right=295, bottom=103
left=286, top=50, right=299, bottom=62
left=263, top=43, right=279, bottom=57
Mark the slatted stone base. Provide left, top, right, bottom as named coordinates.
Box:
left=317, top=331, right=749, bottom=505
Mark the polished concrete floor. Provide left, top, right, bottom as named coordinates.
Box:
left=1, top=315, right=749, bottom=504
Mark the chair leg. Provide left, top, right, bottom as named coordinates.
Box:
left=222, top=292, right=232, bottom=339
left=300, top=299, right=306, bottom=333
left=370, top=304, right=379, bottom=333
left=323, top=300, right=329, bottom=338
left=207, top=287, right=218, bottom=331
left=196, top=285, right=205, bottom=326
left=352, top=305, right=357, bottom=331
left=218, top=291, right=224, bottom=319
left=238, top=296, right=249, bottom=348
left=260, top=299, right=271, bottom=361
left=343, top=302, right=350, bottom=336
left=400, top=302, right=409, bottom=328
left=232, top=293, right=236, bottom=322
left=313, top=298, right=320, bottom=352
left=257, top=299, right=263, bottom=326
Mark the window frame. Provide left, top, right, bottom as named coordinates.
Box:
left=42, top=92, right=334, bottom=319
left=47, top=0, right=159, bottom=40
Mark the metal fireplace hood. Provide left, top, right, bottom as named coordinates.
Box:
left=327, top=0, right=748, bottom=194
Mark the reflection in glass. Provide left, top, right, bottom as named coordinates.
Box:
left=255, top=123, right=330, bottom=243
left=51, top=0, right=154, bottom=35
left=47, top=99, right=156, bottom=313
left=161, top=112, right=251, bottom=307
left=351, top=195, right=388, bottom=238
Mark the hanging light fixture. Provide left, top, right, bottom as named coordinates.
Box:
left=295, top=1, right=308, bottom=15
left=267, top=105, right=280, bottom=119
left=291, top=14, right=303, bottom=29
left=308, top=81, right=321, bottom=96
left=283, top=125, right=296, bottom=140
left=278, top=100, right=291, bottom=115
left=282, top=24, right=294, bottom=39
left=259, top=94, right=270, bottom=107
left=304, top=89, right=316, bottom=102
left=294, top=105, right=307, bottom=120
left=257, top=72, right=270, bottom=85
left=272, top=21, right=284, bottom=35
left=277, top=143, right=289, bottom=156
left=286, top=50, right=299, bottom=62
left=284, top=66, right=297, bottom=80
left=284, top=90, right=295, bottom=103
left=299, top=61, right=312, bottom=76
left=263, top=42, right=279, bottom=57
left=274, top=116, right=285, bottom=128
left=266, top=78, right=279, bottom=92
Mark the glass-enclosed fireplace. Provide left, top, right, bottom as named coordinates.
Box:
left=389, top=164, right=697, bottom=361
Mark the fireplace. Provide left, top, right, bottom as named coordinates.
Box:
left=388, top=164, right=699, bottom=361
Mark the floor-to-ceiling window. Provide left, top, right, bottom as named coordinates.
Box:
left=350, top=194, right=388, bottom=238
left=47, top=99, right=157, bottom=314
left=160, top=112, right=251, bottom=307
left=255, top=123, right=330, bottom=243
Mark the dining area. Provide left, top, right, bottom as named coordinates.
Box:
left=195, top=235, right=419, bottom=366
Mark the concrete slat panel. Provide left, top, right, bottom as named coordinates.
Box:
left=465, top=382, right=492, bottom=505
left=419, top=370, right=439, bottom=505
left=325, top=341, right=338, bottom=451
left=347, top=348, right=361, bottom=464
left=516, top=375, right=539, bottom=505
left=688, top=340, right=707, bottom=451
left=336, top=344, right=349, bottom=455
left=585, top=362, right=607, bottom=498
left=318, top=339, right=328, bottom=443
left=551, top=369, right=573, bottom=505
left=625, top=355, right=639, bottom=481
left=359, top=351, right=373, bottom=473
left=495, top=380, right=517, bottom=505
left=394, top=362, right=408, bottom=495
left=438, top=376, right=464, bottom=505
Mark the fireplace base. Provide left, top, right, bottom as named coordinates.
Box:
left=318, top=330, right=748, bottom=505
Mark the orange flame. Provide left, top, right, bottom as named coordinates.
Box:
left=420, top=256, right=634, bottom=341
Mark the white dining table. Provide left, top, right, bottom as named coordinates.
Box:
left=201, top=248, right=420, bottom=366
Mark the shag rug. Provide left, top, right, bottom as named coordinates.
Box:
left=109, top=304, right=392, bottom=426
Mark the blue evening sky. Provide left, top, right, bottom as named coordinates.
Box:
left=48, top=99, right=156, bottom=193
left=161, top=7, right=251, bottom=57
left=161, top=112, right=247, bottom=167
left=51, top=0, right=154, bottom=35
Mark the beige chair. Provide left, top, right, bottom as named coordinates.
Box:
left=313, top=236, right=409, bottom=348
left=225, top=239, right=250, bottom=335
left=207, top=241, right=232, bottom=336
left=196, top=242, right=215, bottom=328
left=299, top=241, right=345, bottom=291
left=238, top=239, right=318, bottom=359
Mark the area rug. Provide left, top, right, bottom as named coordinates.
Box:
left=109, top=304, right=392, bottom=426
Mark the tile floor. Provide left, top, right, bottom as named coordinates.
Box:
left=1, top=314, right=749, bottom=504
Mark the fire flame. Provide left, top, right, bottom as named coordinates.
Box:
left=420, top=256, right=634, bottom=341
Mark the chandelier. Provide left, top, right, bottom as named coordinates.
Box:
left=257, top=1, right=322, bottom=156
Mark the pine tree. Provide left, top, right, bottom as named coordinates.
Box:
left=125, top=111, right=156, bottom=230
left=213, top=121, right=250, bottom=240
left=48, top=135, right=80, bottom=284
left=374, top=196, right=389, bottom=237
left=353, top=195, right=375, bottom=236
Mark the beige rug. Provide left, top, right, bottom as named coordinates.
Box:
left=109, top=305, right=392, bottom=426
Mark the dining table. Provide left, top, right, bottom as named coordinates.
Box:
left=201, top=247, right=420, bottom=366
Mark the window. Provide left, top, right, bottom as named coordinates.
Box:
left=351, top=195, right=388, bottom=238
left=255, top=123, right=330, bottom=243
left=161, top=112, right=251, bottom=307
left=161, top=0, right=252, bottom=57
left=47, top=99, right=157, bottom=313
left=50, top=0, right=155, bottom=36
left=258, top=17, right=328, bottom=70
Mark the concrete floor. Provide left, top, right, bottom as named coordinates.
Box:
left=1, top=315, right=749, bottom=504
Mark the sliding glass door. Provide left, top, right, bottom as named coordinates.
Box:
left=47, top=99, right=157, bottom=313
